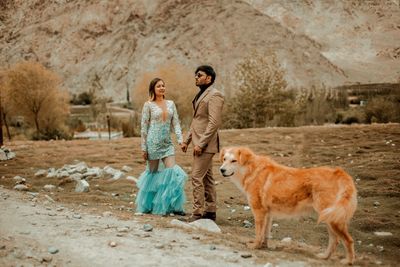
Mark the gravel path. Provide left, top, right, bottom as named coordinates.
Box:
left=0, top=188, right=262, bottom=267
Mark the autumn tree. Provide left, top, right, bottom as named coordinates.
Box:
left=132, top=61, right=196, bottom=127
left=0, top=69, right=12, bottom=141
left=6, top=61, right=70, bottom=139
left=224, top=52, right=294, bottom=128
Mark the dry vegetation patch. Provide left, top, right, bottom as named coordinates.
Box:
left=1, top=124, right=399, bottom=266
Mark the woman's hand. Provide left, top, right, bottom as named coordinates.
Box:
left=180, top=143, right=188, bottom=153
left=142, top=151, right=148, bottom=161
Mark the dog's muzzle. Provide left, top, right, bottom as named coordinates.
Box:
left=220, top=167, right=233, bottom=177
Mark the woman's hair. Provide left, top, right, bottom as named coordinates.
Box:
left=148, top=77, right=164, bottom=101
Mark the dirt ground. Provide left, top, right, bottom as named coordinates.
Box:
left=1, top=124, right=399, bottom=266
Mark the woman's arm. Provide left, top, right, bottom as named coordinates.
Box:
left=171, top=101, right=183, bottom=145
left=141, top=102, right=151, bottom=157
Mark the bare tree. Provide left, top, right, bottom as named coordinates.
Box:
left=6, top=61, right=69, bottom=138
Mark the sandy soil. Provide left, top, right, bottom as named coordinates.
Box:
left=1, top=124, right=399, bottom=266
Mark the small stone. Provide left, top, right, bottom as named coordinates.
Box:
left=73, top=214, right=82, bottom=219
left=143, top=224, right=153, bottom=232
left=373, top=201, right=380, bottom=206
left=281, top=237, right=292, bottom=243
left=13, top=184, right=28, bottom=191
left=155, top=244, right=164, bottom=249
left=109, top=241, right=117, bottom=247
left=243, top=205, right=251, bottom=211
left=48, top=247, right=59, bottom=254
left=192, top=236, right=200, bottom=240
left=376, top=245, right=384, bottom=252
left=374, top=232, right=392, bottom=237
left=243, top=220, right=253, bottom=228
left=209, top=245, right=216, bottom=250
left=272, top=223, right=279, bottom=227
left=264, top=263, right=273, bottom=267
left=241, top=253, right=252, bottom=258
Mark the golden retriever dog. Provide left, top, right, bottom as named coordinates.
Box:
left=219, top=147, right=357, bottom=265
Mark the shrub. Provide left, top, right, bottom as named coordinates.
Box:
left=364, top=96, right=400, bottom=123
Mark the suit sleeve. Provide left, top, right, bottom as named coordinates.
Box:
left=184, top=128, right=192, bottom=145
left=198, top=91, right=224, bottom=149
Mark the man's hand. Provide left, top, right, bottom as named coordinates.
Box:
left=142, top=151, right=148, bottom=161
left=181, top=143, right=188, bottom=153
left=193, top=145, right=203, bottom=156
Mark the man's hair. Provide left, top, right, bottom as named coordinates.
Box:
left=195, top=65, right=216, bottom=85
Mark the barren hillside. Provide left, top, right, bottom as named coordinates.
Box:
left=0, top=0, right=399, bottom=101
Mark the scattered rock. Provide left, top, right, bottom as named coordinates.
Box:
left=109, top=241, right=117, bottom=247
left=143, top=224, right=153, bottom=232
left=281, top=237, right=292, bottom=243
left=35, top=169, right=47, bottom=177
left=73, top=214, right=82, bottom=219
left=189, top=219, right=222, bottom=233
left=122, top=165, right=133, bottom=172
left=75, top=179, right=89, bottom=193
left=272, top=223, right=279, bottom=227
left=243, top=220, right=253, bottom=228
left=209, top=245, right=216, bottom=250
left=243, top=205, right=250, bottom=211
left=240, top=253, right=252, bottom=258
left=373, top=201, right=381, bottom=206
left=44, top=184, right=57, bottom=191
left=155, top=244, right=164, bottom=249
left=377, top=245, right=384, bottom=252
left=48, top=247, right=59, bottom=254
left=13, top=184, right=29, bottom=191
left=374, top=232, right=392, bottom=237
left=126, top=176, right=138, bottom=183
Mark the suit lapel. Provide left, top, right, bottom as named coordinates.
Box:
left=193, top=88, right=211, bottom=116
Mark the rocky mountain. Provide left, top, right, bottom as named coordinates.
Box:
left=0, top=0, right=399, bottom=101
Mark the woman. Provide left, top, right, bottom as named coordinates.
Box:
left=135, top=77, right=187, bottom=215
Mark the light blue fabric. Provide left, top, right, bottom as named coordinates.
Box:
left=141, top=100, right=183, bottom=160
left=135, top=164, right=187, bottom=215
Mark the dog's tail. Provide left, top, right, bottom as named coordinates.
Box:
left=318, top=169, right=357, bottom=224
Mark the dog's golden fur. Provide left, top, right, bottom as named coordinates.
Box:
left=219, top=147, right=357, bottom=265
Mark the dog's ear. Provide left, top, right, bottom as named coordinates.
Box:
left=238, top=147, right=253, bottom=165
left=219, top=148, right=226, bottom=162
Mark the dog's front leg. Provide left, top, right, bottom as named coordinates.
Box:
left=246, top=208, right=268, bottom=249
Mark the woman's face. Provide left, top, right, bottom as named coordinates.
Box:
left=154, top=80, right=166, bottom=98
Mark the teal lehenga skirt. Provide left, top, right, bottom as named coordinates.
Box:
left=135, top=162, right=187, bottom=215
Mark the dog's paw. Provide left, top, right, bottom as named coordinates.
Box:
left=246, top=241, right=262, bottom=249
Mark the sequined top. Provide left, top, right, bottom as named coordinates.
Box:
left=141, top=100, right=183, bottom=160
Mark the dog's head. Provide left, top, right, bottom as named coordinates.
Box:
left=219, top=147, right=254, bottom=178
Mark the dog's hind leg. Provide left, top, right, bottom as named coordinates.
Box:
left=247, top=209, right=268, bottom=249
left=331, top=222, right=355, bottom=265
left=317, top=223, right=339, bottom=260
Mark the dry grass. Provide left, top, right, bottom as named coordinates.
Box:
left=1, top=123, right=399, bottom=266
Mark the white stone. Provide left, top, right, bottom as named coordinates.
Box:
left=35, top=169, right=47, bottom=177
left=170, top=219, right=194, bottom=229
left=281, top=237, right=292, bottom=243
left=13, top=176, right=25, bottom=183
left=43, top=185, right=57, bottom=191
left=14, top=184, right=29, bottom=191
left=272, top=223, right=279, bottom=227
left=126, top=176, right=138, bottom=183
left=243, top=205, right=250, bottom=211
left=70, top=173, right=82, bottom=181
left=122, top=165, right=133, bottom=172
left=75, top=180, right=89, bottom=192
left=190, top=219, right=221, bottom=233
left=374, top=232, right=393, bottom=237
left=111, top=171, right=124, bottom=180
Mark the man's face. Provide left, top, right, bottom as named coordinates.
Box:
left=195, top=71, right=211, bottom=87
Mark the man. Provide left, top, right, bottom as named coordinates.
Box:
left=181, top=65, right=224, bottom=222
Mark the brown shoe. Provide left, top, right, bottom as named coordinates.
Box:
left=202, top=212, right=216, bottom=221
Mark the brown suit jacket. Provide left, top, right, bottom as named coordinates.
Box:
left=185, top=86, right=224, bottom=153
